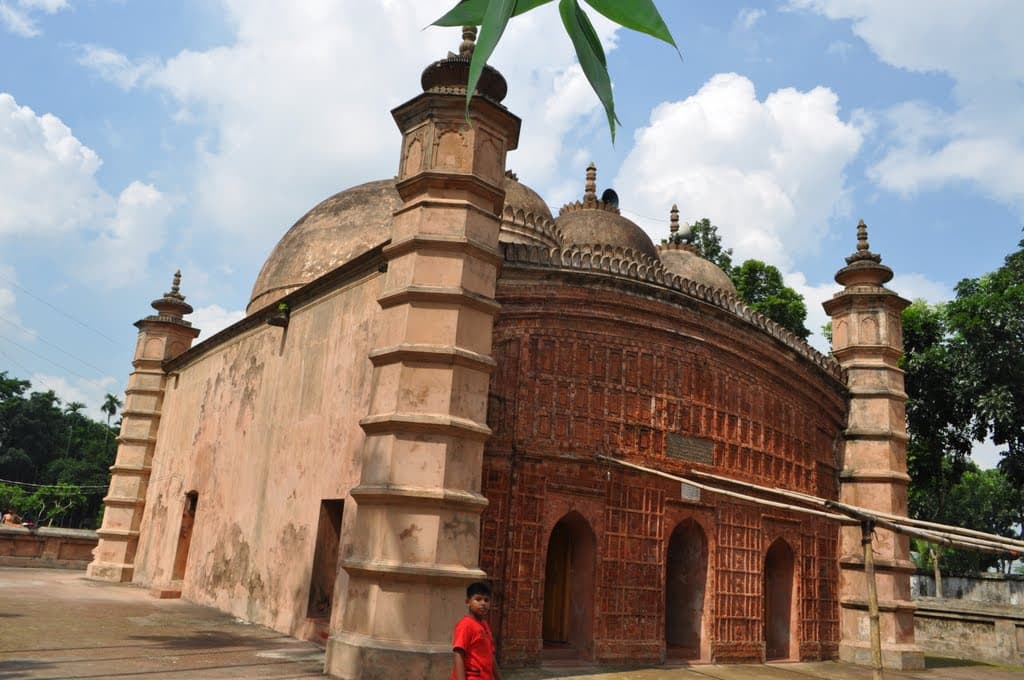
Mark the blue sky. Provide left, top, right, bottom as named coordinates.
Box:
left=1, top=1, right=1020, bottom=467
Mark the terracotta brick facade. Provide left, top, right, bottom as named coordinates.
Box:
left=480, top=270, right=848, bottom=666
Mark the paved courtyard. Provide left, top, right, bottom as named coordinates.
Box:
left=1, top=567, right=1022, bottom=679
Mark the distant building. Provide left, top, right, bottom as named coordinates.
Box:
left=88, top=30, right=923, bottom=679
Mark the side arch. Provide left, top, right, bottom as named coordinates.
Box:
left=542, top=510, right=597, bottom=659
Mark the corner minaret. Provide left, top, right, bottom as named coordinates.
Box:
left=326, top=28, right=520, bottom=679
left=88, top=271, right=201, bottom=582
left=823, top=222, right=924, bottom=669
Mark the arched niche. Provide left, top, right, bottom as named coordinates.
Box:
left=542, top=511, right=597, bottom=659
left=665, top=519, right=709, bottom=660
left=764, top=537, right=797, bottom=661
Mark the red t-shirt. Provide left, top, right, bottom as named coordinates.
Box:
left=450, top=614, right=494, bottom=680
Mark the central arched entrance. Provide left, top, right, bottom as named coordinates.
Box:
left=665, top=519, right=708, bottom=660
left=764, top=538, right=796, bottom=661
left=542, top=511, right=596, bottom=660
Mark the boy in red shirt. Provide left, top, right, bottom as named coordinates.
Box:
left=451, top=581, right=501, bottom=680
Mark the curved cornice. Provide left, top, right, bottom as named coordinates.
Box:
left=500, top=241, right=844, bottom=383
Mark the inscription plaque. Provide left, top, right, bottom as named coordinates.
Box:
left=666, top=432, right=714, bottom=465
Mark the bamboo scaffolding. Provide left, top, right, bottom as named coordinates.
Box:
left=596, top=453, right=1023, bottom=679
left=594, top=455, right=854, bottom=523
left=687, top=469, right=1024, bottom=554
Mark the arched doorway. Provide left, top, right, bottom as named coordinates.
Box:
left=665, top=519, right=708, bottom=660
left=542, top=511, right=596, bottom=659
left=764, top=538, right=796, bottom=661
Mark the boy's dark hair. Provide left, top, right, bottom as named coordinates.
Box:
left=466, top=581, right=491, bottom=598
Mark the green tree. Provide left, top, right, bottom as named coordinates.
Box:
left=731, top=259, right=810, bottom=340
left=682, top=218, right=734, bottom=273
left=433, top=0, right=677, bottom=141
left=936, top=466, right=1022, bottom=575
left=945, top=239, right=1024, bottom=483
left=0, top=371, right=116, bottom=527
left=900, top=300, right=973, bottom=521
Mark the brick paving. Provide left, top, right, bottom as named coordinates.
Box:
left=2, top=568, right=1022, bottom=679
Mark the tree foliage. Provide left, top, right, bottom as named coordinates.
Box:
left=433, top=0, right=677, bottom=141
left=899, top=240, right=1024, bottom=574
left=731, top=260, right=810, bottom=340
left=0, top=371, right=116, bottom=528
left=676, top=218, right=810, bottom=339
left=946, top=239, right=1024, bottom=485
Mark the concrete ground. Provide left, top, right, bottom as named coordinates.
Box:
left=1, top=568, right=1022, bottom=680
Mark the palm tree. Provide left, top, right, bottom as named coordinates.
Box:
left=101, top=393, right=123, bottom=428
left=64, top=402, right=86, bottom=416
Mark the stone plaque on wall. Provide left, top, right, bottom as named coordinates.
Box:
left=666, top=433, right=714, bottom=465
left=680, top=482, right=701, bottom=502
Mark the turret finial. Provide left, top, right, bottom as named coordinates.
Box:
left=170, top=270, right=182, bottom=296
left=856, top=219, right=870, bottom=252
left=584, top=162, right=597, bottom=205
left=459, top=26, right=477, bottom=57
left=670, top=204, right=680, bottom=234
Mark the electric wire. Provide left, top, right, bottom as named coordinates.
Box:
left=1, top=318, right=110, bottom=377
left=0, top=272, right=119, bottom=345
left=0, top=332, right=113, bottom=391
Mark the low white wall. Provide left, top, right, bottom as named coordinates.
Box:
left=912, top=573, right=1024, bottom=605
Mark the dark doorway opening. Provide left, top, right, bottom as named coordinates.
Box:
left=542, top=511, right=596, bottom=660
left=665, top=519, right=708, bottom=660
left=306, top=499, right=344, bottom=619
left=764, top=538, right=796, bottom=660
left=171, top=491, right=198, bottom=581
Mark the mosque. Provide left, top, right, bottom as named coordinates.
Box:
left=87, top=29, right=923, bottom=679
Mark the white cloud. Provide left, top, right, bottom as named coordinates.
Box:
left=790, top=0, right=1024, bottom=216
left=0, top=93, right=110, bottom=237
left=737, top=8, right=767, bottom=30
left=0, top=94, right=172, bottom=286
left=971, top=436, right=1004, bottom=471
left=190, top=304, right=245, bottom=339
left=77, top=45, right=156, bottom=90
left=29, top=372, right=118, bottom=422
left=0, top=265, right=30, bottom=342
left=614, top=73, right=864, bottom=270
left=78, top=2, right=619, bottom=252
left=784, top=270, right=839, bottom=353
left=80, top=182, right=175, bottom=286
left=0, top=0, right=67, bottom=37
left=889, top=272, right=952, bottom=305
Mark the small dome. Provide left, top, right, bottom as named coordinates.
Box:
left=500, top=172, right=561, bottom=247
left=554, top=163, right=658, bottom=261
left=248, top=180, right=402, bottom=313
left=658, top=244, right=737, bottom=295
left=556, top=210, right=659, bottom=260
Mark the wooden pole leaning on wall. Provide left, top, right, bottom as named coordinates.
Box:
left=862, top=520, right=884, bottom=680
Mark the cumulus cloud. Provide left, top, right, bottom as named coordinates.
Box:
left=614, top=73, right=864, bottom=270
left=0, top=0, right=67, bottom=37
left=790, top=0, right=1024, bottom=216
left=190, top=304, right=245, bottom=339
left=0, top=94, right=172, bottom=286
left=77, top=2, right=618, bottom=251
left=80, top=182, right=175, bottom=286
left=889, top=272, right=952, bottom=304
left=0, top=94, right=110, bottom=236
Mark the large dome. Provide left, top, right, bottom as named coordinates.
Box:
left=248, top=180, right=403, bottom=314
left=248, top=175, right=557, bottom=313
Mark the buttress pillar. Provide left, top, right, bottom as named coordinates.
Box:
left=87, top=272, right=200, bottom=582
left=325, top=31, right=520, bottom=680
left=823, top=221, right=925, bottom=669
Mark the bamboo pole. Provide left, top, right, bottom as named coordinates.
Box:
left=691, top=469, right=1024, bottom=553
left=862, top=521, right=884, bottom=680
left=594, top=455, right=853, bottom=523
